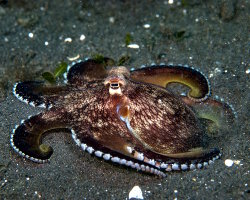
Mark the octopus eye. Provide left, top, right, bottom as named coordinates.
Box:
left=109, top=81, right=123, bottom=95
left=110, top=82, right=120, bottom=89
left=104, top=75, right=126, bottom=96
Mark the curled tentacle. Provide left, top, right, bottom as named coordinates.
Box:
left=181, top=96, right=236, bottom=136
left=130, top=64, right=210, bottom=101
left=11, top=107, right=71, bottom=162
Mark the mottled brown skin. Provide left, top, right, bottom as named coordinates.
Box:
left=60, top=79, right=203, bottom=157
left=11, top=58, right=234, bottom=174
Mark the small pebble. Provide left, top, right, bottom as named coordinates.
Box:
left=127, top=44, right=140, bottom=49
left=64, top=38, right=72, bottom=43
left=224, top=159, right=234, bottom=167
left=143, top=24, right=150, bottom=29
left=109, top=17, right=115, bottom=23
left=129, top=186, right=144, bottom=200
left=28, top=32, right=34, bottom=38
left=80, top=34, right=86, bottom=41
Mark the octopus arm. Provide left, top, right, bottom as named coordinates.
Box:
left=181, top=96, right=236, bottom=136
left=10, top=107, right=72, bottom=162
left=66, top=58, right=110, bottom=85
left=70, top=125, right=163, bottom=176
left=71, top=127, right=136, bottom=158
left=69, top=112, right=140, bottom=160
left=130, top=65, right=210, bottom=101
left=70, top=123, right=220, bottom=174
left=13, top=81, right=69, bottom=108
left=157, top=147, right=219, bottom=160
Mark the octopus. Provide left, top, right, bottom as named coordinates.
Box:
left=11, top=58, right=235, bottom=177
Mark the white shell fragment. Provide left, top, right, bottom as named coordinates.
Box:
left=127, top=44, right=139, bottom=49
left=224, top=159, right=234, bottom=167
left=80, top=34, right=86, bottom=41
left=129, top=186, right=144, bottom=200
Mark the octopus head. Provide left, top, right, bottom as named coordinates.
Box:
left=104, top=66, right=130, bottom=95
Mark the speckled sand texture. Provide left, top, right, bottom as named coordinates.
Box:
left=0, top=0, right=249, bottom=199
